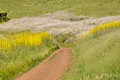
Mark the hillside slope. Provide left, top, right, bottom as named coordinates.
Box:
left=62, top=28, right=120, bottom=80
left=0, top=0, right=120, bottom=18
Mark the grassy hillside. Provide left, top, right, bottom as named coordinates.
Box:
left=0, top=0, right=120, bottom=18
left=62, top=27, right=120, bottom=80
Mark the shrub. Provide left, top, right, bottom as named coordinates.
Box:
left=0, top=13, right=10, bottom=23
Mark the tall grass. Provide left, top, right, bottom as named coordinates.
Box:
left=62, top=27, right=120, bottom=80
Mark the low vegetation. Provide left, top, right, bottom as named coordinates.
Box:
left=0, top=0, right=120, bottom=18
left=0, top=31, right=59, bottom=80
left=54, top=33, right=76, bottom=47
left=62, top=23, right=120, bottom=80
left=87, top=22, right=120, bottom=36
left=0, top=31, right=52, bottom=52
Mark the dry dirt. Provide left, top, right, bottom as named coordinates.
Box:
left=15, top=48, right=71, bottom=80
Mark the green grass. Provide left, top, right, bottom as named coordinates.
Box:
left=62, top=27, right=120, bottom=80
left=54, top=33, right=77, bottom=47
left=0, top=0, right=120, bottom=18
left=0, top=32, right=59, bottom=80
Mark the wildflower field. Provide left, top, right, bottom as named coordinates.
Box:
left=0, top=31, right=59, bottom=80
left=81, top=21, right=120, bottom=38
left=87, top=21, right=120, bottom=36
left=0, top=31, right=52, bottom=52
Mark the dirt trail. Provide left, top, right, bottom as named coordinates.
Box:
left=15, top=48, right=71, bottom=80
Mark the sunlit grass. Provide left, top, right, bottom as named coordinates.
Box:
left=62, top=27, right=120, bottom=80
left=0, top=0, right=120, bottom=18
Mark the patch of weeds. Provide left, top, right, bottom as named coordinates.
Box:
left=54, top=33, right=74, bottom=43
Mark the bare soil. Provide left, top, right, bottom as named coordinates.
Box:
left=15, top=48, right=72, bottom=80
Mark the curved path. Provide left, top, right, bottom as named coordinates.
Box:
left=15, top=48, right=72, bottom=80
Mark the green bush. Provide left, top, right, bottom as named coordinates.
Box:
left=0, top=13, right=10, bottom=23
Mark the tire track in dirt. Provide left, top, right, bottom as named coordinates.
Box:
left=15, top=48, right=71, bottom=80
